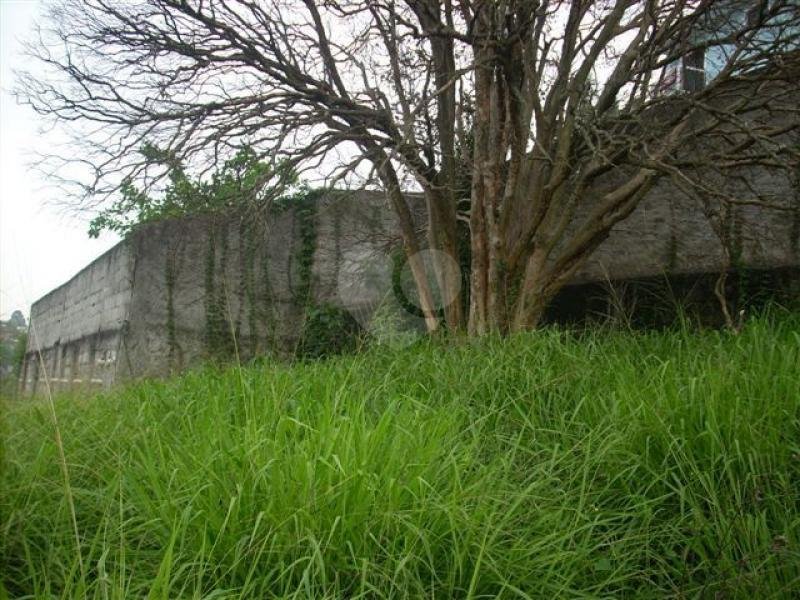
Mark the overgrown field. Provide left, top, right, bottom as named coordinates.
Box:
left=2, top=315, right=799, bottom=598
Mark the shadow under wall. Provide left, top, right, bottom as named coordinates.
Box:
left=543, top=267, right=800, bottom=328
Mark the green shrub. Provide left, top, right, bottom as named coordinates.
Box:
left=295, top=302, right=364, bottom=359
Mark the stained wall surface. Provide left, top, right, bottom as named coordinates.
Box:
left=19, top=243, right=134, bottom=395
left=20, top=182, right=800, bottom=394
left=574, top=166, right=799, bottom=283
left=120, top=190, right=414, bottom=379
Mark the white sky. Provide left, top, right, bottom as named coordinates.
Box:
left=0, top=0, right=119, bottom=320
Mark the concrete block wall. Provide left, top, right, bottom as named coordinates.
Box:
left=121, top=205, right=301, bottom=378
left=120, top=190, right=411, bottom=379
left=573, top=166, right=799, bottom=284
left=20, top=180, right=800, bottom=394
left=19, top=242, right=134, bottom=395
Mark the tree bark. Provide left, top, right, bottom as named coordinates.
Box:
left=412, top=0, right=464, bottom=331
left=468, top=40, right=493, bottom=336
left=371, top=147, right=441, bottom=333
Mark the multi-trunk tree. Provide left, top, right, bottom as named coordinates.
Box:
left=19, top=0, right=800, bottom=334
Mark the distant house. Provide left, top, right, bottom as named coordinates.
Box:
left=658, top=0, right=799, bottom=94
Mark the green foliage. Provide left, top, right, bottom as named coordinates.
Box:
left=11, top=333, right=27, bottom=378
left=0, top=329, right=26, bottom=398
left=88, top=145, right=296, bottom=238
left=197, top=184, right=358, bottom=362
left=0, top=340, right=14, bottom=379
left=276, top=186, right=364, bottom=360
left=281, top=186, right=323, bottom=307
left=3, top=313, right=800, bottom=598
left=165, top=257, right=178, bottom=367
left=84, top=144, right=376, bottom=364
left=791, top=154, right=800, bottom=256
left=296, top=303, right=363, bottom=359
left=203, top=225, right=237, bottom=360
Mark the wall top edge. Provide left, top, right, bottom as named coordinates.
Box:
left=29, top=239, right=130, bottom=312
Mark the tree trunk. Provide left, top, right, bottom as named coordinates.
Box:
left=511, top=247, right=552, bottom=332
left=468, top=42, right=493, bottom=336
left=373, top=150, right=441, bottom=333
left=416, top=0, right=464, bottom=332
left=425, top=188, right=464, bottom=330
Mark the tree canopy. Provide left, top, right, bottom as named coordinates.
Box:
left=87, top=146, right=294, bottom=238
left=18, top=0, right=800, bottom=333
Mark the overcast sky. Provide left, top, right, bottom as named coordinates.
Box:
left=0, top=0, right=120, bottom=320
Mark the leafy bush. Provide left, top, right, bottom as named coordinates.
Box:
left=295, top=303, right=363, bottom=359
left=88, top=145, right=295, bottom=238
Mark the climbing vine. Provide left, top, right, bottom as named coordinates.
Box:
left=242, top=220, right=259, bottom=356
left=93, top=145, right=365, bottom=362
left=165, top=252, right=178, bottom=367
left=272, top=186, right=323, bottom=308
left=792, top=154, right=800, bottom=257
left=273, top=187, right=365, bottom=359
left=205, top=223, right=239, bottom=359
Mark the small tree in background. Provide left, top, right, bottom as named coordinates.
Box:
left=0, top=315, right=28, bottom=398
left=88, top=146, right=295, bottom=238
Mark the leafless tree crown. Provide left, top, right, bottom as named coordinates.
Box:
left=18, top=0, right=800, bottom=332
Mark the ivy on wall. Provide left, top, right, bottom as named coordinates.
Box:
left=273, top=186, right=323, bottom=308
left=275, top=188, right=367, bottom=359
left=165, top=252, right=179, bottom=367
left=204, top=222, right=237, bottom=359
left=201, top=185, right=363, bottom=362
left=792, top=158, right=800, bottom=257
left=241, top=219, right=259, bottom=356
left=86, top=142, right=369, bottom=363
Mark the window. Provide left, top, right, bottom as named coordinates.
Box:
left=682, top=47, right=706, bottom=91
left=655, top=64, right=680, bottom=95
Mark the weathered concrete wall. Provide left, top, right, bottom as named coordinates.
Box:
left=19, top=242, right=134, bottom=394
left=120, top=190, right=414, bottom=379
left=20, top=178, right=800, bottom=394
left=574, top=165, right=799, bottom=283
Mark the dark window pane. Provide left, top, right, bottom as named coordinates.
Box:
left=683, top=48, right=706, bottom=91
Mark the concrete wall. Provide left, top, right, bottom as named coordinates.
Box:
left=20, top=179, right=800, bottom=394
left=120, top=190, right=413, bottom=379
left=574, top=166, right=799, bottom=284
left=19, top=242, right=134, bottom=395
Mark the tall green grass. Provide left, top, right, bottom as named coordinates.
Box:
left=2, top=314, right=799, bottom=598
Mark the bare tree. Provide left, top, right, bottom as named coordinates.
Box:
left=17, top=0, right=800, bottom=334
